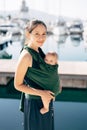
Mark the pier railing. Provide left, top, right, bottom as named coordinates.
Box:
left=0, top=59, right=87, bottom=88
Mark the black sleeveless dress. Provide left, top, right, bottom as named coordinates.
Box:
left=22, top=46, right=54, bottom=130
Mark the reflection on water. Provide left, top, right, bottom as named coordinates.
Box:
left=70, top=34, right=82, bottom=42
left=0, top=99, right=87, bottom=130
left=0, top=34, right=87, bottom=130
left=42, top=34, right=87, bottom=61
left=0, top=99, right=23, bottom=130
left=4, top=34, right=87, bottom=61
left=54, top=101, right=87, bottom=130
left=70, top=34, right=82, bottom=47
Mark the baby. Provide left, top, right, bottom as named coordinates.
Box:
left=40, top=52, right=62, bottom=114
left=44, top=52, right=58, bottom=65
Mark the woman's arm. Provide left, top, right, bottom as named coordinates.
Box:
left=14, top=49, right=54, bottom=101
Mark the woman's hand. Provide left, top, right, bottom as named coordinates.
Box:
left=40, top=90, right=55, bottom=104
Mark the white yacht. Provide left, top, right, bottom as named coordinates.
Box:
left=69, top=20, right=83, bottom=34
left=0, top=31, right=12, bottom=50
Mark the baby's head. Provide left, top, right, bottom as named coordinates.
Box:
left=44, top=52, right=58, bottom=65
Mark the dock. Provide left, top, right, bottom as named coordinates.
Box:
left=0, top=59, right=87, bottom=88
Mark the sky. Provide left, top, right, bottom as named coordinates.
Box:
left=0, top=0, right=87, bottom=20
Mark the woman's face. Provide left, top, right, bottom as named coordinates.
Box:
left=29, top=24, right=47, bottom=47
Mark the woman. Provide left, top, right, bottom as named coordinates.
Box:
left=14, top=19, right=56, bottom=130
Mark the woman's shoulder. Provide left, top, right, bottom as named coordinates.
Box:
left=21, top=49, right=32, bottom=58
left=18, top=49, right=32, bottom=67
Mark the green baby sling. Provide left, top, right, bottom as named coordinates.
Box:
left=20, top=46, right=60, bottom=112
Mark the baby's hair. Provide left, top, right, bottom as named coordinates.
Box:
left=47, top=52, right=58, bottom=59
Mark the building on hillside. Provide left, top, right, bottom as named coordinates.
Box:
left=19, top=0, right=29, bottom=20
left=20, top=0, right=29, bottom=13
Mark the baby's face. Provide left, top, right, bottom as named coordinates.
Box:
left=44, top=54, right=57, bottom=65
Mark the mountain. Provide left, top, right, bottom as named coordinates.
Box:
left=0, top=9, right=82, bottom=24
left=0, top=9, right=58, bottom=23
left=29, top=9, right=58, bottom=23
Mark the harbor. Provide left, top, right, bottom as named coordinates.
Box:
left=0, top=0, right=87, bottom=130
left=0, top=59, right=87, bottom=88
left=0, top=17, right=87, bottom=130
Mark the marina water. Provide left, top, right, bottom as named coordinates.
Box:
left=4, top=34, right=87, bottom=61
left=0, top=34, right=87, bottom=130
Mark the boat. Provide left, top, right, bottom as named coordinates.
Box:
left=0, top=50, right=12, bottom=59
left=53, top=17, right=69, bottom=36
left=82, top=25, right=87, bottom=50
left=0, top=23, right=24, bottom=38
left=53, top=25, right=69, bottom=36
left=0, top=31, right=12, bottom=50
left=83, top=23, right=87, bottom=43
left=53, top=34, right=68, bottom=43
left=69, top=20, right=83, bottom=34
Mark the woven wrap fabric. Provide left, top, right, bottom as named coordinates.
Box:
left=25, top=46, right=60, bottom=96
left=19, top=46, right=60, bottom=112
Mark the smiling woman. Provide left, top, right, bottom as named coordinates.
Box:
left=14, top=19, right=56, bottom=130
